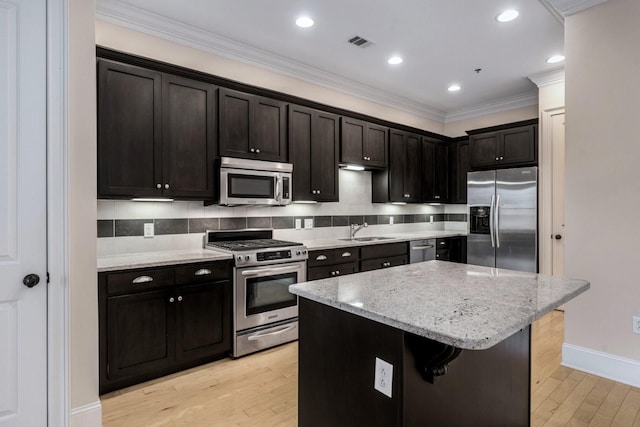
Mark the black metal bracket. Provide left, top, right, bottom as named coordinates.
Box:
left=406, top=334, right=463, bottom=384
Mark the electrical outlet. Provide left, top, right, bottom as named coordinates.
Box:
left=143, top=223, right=154, bottom=238
left=295, top=219, right=302, bottom=230
left=304, top=218, right=314, bottom=229
left=430, top=215, right=434, bottom=223
left=633, top=316, right=640, bottom=334
left=389, top=216, right=394, bottom=225
left=374, top=357, right=393, bottom=398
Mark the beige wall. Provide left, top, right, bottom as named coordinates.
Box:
left=95, top=20, right=445, bottom=135
left=443, top=105, right=538, bottom=137
left=70, top=0, right=99, bottom=414
left=564, top=0, right=640, bottom=360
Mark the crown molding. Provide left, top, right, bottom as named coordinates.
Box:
left=96, top=0, right=545, bottom=126
left=544, top=0, right=609, bottom=16
left=444, top=91, right=539, bottom=123
left=528, top=67, right=565, bottom=87
left=96, top=0, right=448, bottom=122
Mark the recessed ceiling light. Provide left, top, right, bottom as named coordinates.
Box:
left=547, top=54, right=565, bottom=64
left=387, top=56, right=403, bottom=65
left=295, top=16, right=314, bottom=28
left=496, top=9, right=519, bottom=23
left=448, top=84, right=461, bottom=92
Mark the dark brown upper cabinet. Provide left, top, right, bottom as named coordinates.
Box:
left=372, top=129, right=421, bottom=203
left=469, top=124, right=537, bottom=170
left=288, top=105, right=340, bottom=202
left=340, top=117, right=388, bottom=168
left=98, top=59, right=216, bottom=199
left=448, top=139, right=470, bottom=204
left=218, top=88, right=287, bottom=162
left=422, top=137, right=449, bottom=203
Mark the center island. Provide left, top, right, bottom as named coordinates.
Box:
left=289, top=260, right=589, bottom=427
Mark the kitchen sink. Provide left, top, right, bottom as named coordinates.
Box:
left=338, top=236, right=394, bottom=242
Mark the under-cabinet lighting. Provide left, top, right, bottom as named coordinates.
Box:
left=131, top=198, right=174, bottom=202
left=340, top=164, right=366, bottom=171
left=428, top=203, right=442, bottom=206
left=391, top=202, right=407, bottom=205
left=293, top=200, right=318, bottom=204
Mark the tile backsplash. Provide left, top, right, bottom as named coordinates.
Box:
left=98, top=170, right=468, bottom=256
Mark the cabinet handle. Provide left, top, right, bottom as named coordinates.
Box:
left=250, top=148, right=255, bottom=153
left=331, top=271, right=336, bottom=276
left=132, top=275, right=153, bottom=284
left=164, top=184, right=169, bottom=189
left=194, top=268, right=212, bottom=276
left=436, top=254, right=440, bottom=258
left=341, top=252, right=351, bottom=258
left=169, top=297, right=175, bottom=303
left=156, top=184, right=161, bottom=189
left=177, top=296, right=183, bottom=302
left=411, top=245, right=433, bottom=250
left=434, top=195, right=440, bottom=199
left=315, top=255, right=328, bottom=261
left=500, top=156, right=504, bottom=160
left=317, top=190, right=320, bottom=194
left=256, top=148, right=261, bottom=153
left=495, top=157, right=499, bottom=161
left=440, top=241, right=446, bottom=245
left=312, top=190, right=316, bottom=194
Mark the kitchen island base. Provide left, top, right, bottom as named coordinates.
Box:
left=298, top=299, right=531, bottom=427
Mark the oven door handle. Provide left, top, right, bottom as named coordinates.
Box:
left=240, top=264, right=302, bottom=276
left=247, top=323, right=297, bottom=341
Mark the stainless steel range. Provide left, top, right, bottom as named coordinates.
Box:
left=205, top=229, right=307, bottom=357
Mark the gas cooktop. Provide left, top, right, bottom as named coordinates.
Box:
left=207, top=238, right=303, bottom=252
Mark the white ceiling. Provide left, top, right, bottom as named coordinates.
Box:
left=97, top=0, right=568, bottom=122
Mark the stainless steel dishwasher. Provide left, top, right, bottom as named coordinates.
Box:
left=409, top=239, right=436, bottom=263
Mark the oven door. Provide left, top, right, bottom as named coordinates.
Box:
left=235, top=261, right=305, bottom=331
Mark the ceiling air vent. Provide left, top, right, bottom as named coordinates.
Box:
left=348, top=35, right=373, bottom=48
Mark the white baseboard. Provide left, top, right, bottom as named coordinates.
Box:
left=562, top=343, right=640, bottom=388
left=70, top=401, right=102, bottom=427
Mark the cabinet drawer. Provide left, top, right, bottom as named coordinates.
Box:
left=175, top=261, right=231, bottom=285
left=308, top=249, right=336, bottom=267
left=360, top=255, right=407, bottom=272
left=106, top=268, right=174, bottom=295
left=308, top=262, right=358, bottom=281
left=334, top=248, right=359, bottom=263
left=360, top=242, right=407, bottom=260
left=436, top=249, right=450, bottom=261
left=436, top=238, right=451, bottom=249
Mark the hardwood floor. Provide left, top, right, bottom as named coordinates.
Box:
left=101, top=311, right=640, bottom=426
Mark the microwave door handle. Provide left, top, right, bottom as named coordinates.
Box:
left=275, top=175, right=281, bottom=202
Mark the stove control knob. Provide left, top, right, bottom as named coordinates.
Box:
left=296, top=250, right=301, bottom=255
left=245, top=255, right=250, bottom=261
left=237, top=256, right=242, bottom=261
left=303, top=250, right=307, bottom=255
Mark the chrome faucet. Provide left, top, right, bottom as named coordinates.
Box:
left=349, top=222, right=368, bottom=240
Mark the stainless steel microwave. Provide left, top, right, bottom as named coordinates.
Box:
left=219, top=157, right=293, bottom=206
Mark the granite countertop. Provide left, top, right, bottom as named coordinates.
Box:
left=97, top=249, right=232, bottom=272
left=299, top=230, right=466, bottom=250
left=289, top=261, right=589, bottom=350
left=97, top=230, right=466, bottom=271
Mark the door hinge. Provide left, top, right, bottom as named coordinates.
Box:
left=47, top=272, right=50, bottom=284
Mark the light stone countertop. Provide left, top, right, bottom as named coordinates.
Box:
left=97, top=230, right=466, bottom=271
left=97, top=249, right=232, bottom=272
left=289, top=260, right=589, bottom=350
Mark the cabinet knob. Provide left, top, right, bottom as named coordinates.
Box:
left=156, top=184, right=162, bottom=189
left=164, top=184, right=169, bottom=189
left=317, top=190, right=320, bottom=194
left=434, top=195, right=440, bottom=199
left=250, top=148, right=255, bottom=153
left=169, top=297, right=175, bottom=303
left=500, top=156, right=504, bottom=160
left=255, top=148, right=261, bottom=153
left=495, top=157, right=499, bottom=161
left=335, top=270, right=340, bottom=275
left=331, top=271, right=336, bottom=276
left=177, top=295, right=183, bottom=302
left=312, top=190, right=316, bottom=194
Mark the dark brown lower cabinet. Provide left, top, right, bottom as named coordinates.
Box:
left=298, top=299, right=531, bottom=427
left=435, top=237, right=467, bottom=263
left=99, top=261, right=232, bottom=394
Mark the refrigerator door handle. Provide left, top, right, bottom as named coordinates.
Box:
left=489, top=195, right=496, bottom=248
left=495, top=194, right=501, bottom=248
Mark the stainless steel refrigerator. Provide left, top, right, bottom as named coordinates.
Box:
left=467, top=166, right=537, bottom=273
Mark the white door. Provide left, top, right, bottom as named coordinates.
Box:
left=0, top=0, right=48, bottom=425
left=551, top=113, right=565, bottom=277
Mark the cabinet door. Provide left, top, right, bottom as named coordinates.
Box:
left=162, top=75, right=217, bottom=199
left=388, top=130, right=406, bottom=201
left=405, top=133, right=422, bottom=202
left=288, top=105, right=314, bottom=200
left=434, top=143, right=449, bottom=202
left=449, top=140, right=469, bottom=204
left=365, top=123, right=388, bottom=168
left=360, top=255, right=407, bottom=272
left=312, top=111, right=340, bottom=201
left=98, top=59, right=162, bottom=197
left=422, top=137, right=448, bottom=202
left=251, top=95, right=287, bottom=162
left=499, top=125, right=536, bottom=166
left=469, top=133, right=500, bottom=169
left=175, top=281, right=231, bottom=362
left=106, top=290, right=174, bottom=381
left=218, top=88, right=251, bottom=158
left=340, top=117, right=366, bottom=164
